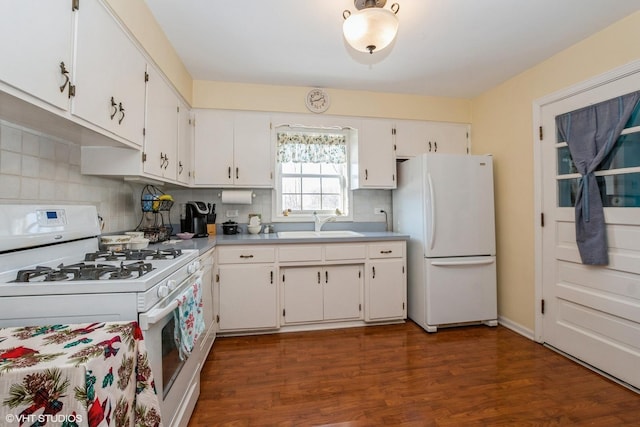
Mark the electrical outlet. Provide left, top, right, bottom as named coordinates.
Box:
left=374, top=208, right=385, bottom=215
left=226, top=210, right=238, bottom=218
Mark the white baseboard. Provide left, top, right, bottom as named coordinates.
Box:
left=498, top=316, right=535, bottom=340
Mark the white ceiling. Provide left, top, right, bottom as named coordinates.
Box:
left=144, top=0, right=640, bottom=98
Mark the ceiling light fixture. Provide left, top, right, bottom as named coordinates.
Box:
left=342, top=0, right=400, bottom=55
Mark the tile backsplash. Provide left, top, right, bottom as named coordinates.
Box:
left=0, top=120, right=139, bottom=232
left=0, top=119, right=392, bottom=234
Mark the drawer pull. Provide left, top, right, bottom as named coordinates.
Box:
left=372, top=266, right=376, bottom=278
left=239, top=254, right=254, bottom=259
left=380, top=250, right=393, bottom=254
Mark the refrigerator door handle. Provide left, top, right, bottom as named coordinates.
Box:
left=427, top=172, right=435, bottom=250
left=431, top=259, right=495, bottom=267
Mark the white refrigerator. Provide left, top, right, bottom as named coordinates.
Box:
left=393, top=154, right=497, bottom=333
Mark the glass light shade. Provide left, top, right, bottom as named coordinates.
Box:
left=343, top=7, right=399, bottom=54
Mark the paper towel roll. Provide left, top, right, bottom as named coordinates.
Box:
left=221, top=190, right=253, bottom=204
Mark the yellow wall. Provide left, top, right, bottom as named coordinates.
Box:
left=193, top=81, right=471, bottom=122
left=471, top=11, right=640, bottom=330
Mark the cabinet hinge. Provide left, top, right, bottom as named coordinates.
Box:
left=142, top=128, right=146, bottom=137
left=392, top=174, right=395, bottom=181
left=393, top=144, right=397, bottom=151
left=282, top=274, right=285, bottom=283
left=72, top=0, right=79, bottom=11
left=142, top=152, right=147, bottom=163
left=358, top=270, right=361, bottom=278
left=283, top=309, right=286, bottom=317
left=539, top=126, right=543, bottom=140
left=144, top=71, right=149, bottom=82
left=177, top=105, right=180, bottom=113
left=392, top=128, right=396, bottom=135
left=541, top=213, right=545, bottom=227
left=68, top=84, right=76, bottom=98
left=216, top=273, right=219, bottom=283
left=541, top=299, right=545, bottom=314
left=359, top=303, right=362, bottom=312
left=216, top=314, right=219, bottom=323
left=403, top=302, right=405, bottom=310
left=402, top=266, right=405, bottom=274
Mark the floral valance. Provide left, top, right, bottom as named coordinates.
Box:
left=277, top=131, right=347, bottom=164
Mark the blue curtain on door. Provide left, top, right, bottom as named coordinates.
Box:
left=556, top=91, right=640, bottom=265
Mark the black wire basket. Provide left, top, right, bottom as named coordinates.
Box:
left=140, top=185, right=174, bottom=213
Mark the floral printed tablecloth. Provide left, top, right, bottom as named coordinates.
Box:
left=0, top=322, right=162, bottom=427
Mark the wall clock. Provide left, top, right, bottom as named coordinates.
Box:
left=305, top=88, right=330, bottom=113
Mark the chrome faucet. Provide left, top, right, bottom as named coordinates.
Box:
left=313, top=212, right=336, bottom=232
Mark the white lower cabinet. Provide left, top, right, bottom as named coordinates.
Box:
left=216, top=246, right=278, bottom=332
left=216, top=240, right=406, bottom=335
left=281, top=265, right=363, bottom=324
left=366, top=241, right=407, bottom=321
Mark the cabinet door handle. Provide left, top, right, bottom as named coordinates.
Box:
left=239, top=254, right=254, bottom=259
left=365, top=169, right=368, bottom=180
left=325, top=270, right=328, bottom=283
left=118, top=102, right=125, bottom=124
left=372, top=266, right=376, bottom=279
left=236, top=167, right=239, bottom=180
left=380, top=250, right=393, bottom=254
left=59, top=61, right=70, bottom=93
left=178, top=161, right=183, bottom=174
left=434, top=141, right=438, bottom=152
left=228, top=166, right=231, bottom=179
left=317, top=271, right=321, bottom=284
left=428, top=141, right=432, bottom=152
left=110, top=97, right=118, bottom=120
left=270, top=270, right=273, bottom=284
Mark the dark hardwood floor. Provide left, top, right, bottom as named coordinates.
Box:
left=189, top=321, right=640, bottom=426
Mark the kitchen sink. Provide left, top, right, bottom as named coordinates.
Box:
left=277, top=230, right=364, bottom=238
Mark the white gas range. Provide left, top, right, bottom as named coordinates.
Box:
left=0, top=204, right=203, bottom=427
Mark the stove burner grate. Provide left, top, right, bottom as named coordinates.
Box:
left=12, top=261, right=155, bottom=282
left=84, top=248, right=182, bottom=262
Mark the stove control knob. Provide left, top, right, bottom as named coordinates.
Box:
left=157, top=285, right=169, bottom=298
left=167, top=279, right=177, bottom=291
left=188, top=261, right=200, bottom=274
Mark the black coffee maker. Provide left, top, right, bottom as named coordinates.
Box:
left=182, top=201, right=208, bottom=237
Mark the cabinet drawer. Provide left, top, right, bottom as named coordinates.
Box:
left=279, top=245, right=322, bottom=262
left=325, top=244, right=366, bottom=261
left=368, top=241, right=405, bottom=259
left=217, top=246, right=275, bottom=264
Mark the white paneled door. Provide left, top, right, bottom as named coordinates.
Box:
left=539, top=68, right=640, bottom=390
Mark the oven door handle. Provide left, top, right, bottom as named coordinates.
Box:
left=139, top=272, right=203, bottom=331
left=139, top=299, right=179, bottom=330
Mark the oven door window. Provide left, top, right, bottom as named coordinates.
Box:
left=161, top=312, right=185, bottom=398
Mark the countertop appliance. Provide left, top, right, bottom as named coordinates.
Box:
left=0, top=204, right=206, bottom=427
left=183, top=201, right=209, bottom=237
left=222, top=220, right=239, bottom=235
left=393, top=154, right=497, bottom=333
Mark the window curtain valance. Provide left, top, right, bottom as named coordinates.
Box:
left=556, top=91, right=640, bottom=265
left=277, top=131, right=347, bottom=164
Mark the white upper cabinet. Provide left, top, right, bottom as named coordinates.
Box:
left=394, top=120, right=470, bottom=158
left=176, top=100, right=193, bottom=185
left=193, top=110, right=273, bottom=187
left=72, top=0, right=147, bottom=147
left=144, top=66, right=179, bottom=180
left=351, top=118, right=397, bottom=189
left=0, top=1, right=74, bottom=111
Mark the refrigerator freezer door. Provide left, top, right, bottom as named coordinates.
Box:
left=424, top=256, right=497, bottom=329
left=423, top=154, right=495, bottom=258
